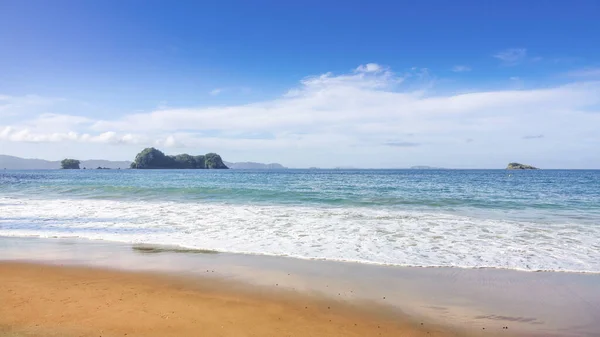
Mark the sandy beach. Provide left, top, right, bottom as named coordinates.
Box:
left=1, top=237, right=599, bottom=337
left=1, top=262, right=459, bottom=337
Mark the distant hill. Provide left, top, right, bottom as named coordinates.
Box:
left=0, top=155, right=286, bottom=170
left=409, top=166, right=446, bottom=169
left=224, top=161, right=287, bottom=169
left=0, top=155, right=131, bottom=170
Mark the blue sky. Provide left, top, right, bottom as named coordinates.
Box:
left=1, top=0, right=599, bottom=168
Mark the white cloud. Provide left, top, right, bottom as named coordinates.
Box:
left=2, top=64, right=600, bottom=168
left=355, top=63, right=383, bottom=73
left=85, top=131, right=143, bottom=144
left=26, top=113, right=93, bottom=132
left=0, top=127, right=78, bottom=143
left=155, top=135, right=185, bottom=148
left=0, top=127, right=143, bottom=145
left=452, top=65, right=471, bottom=72
left=209, top=88, right=223, bottom=96
left=493, top=48, right=527, bottom=65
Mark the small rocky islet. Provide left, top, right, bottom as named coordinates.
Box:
left=506, top=162, right=539, bottom=170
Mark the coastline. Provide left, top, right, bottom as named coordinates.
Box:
left=2, top=237, right=599, bottom=336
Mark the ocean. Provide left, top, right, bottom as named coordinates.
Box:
left=1, top=169, right=599, bottom=273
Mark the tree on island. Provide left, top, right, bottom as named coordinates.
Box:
left=61, top=159, right=81, bottom=169
left=130, top=148, right=228, bottom=169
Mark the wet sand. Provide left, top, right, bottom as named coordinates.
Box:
left=0, top=262, right=462, bottom=337
left=1, top=237, right=599, bottom=336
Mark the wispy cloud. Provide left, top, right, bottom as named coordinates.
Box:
left=452, top=65, right=471, bottom=72
left=522, top=134, right=544, bottom=139
left=0, top=95, right=65, bottom=116
left=493, top=48, right=527, bottom=65
left=566, top=68, right=600, bottom=78
left=209, top=88, right=223, bottom=96
left=385, top=141, right=421, bottom=147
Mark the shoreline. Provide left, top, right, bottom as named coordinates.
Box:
left=85, top=240, right=600, bottom=275
left=1, top=237, right=599, bottom=336
left=1, top=262, right=456, bottom=337
left=2, top=234, right=599, bottom=275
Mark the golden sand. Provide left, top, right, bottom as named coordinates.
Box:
left=0, top=262, right=467, bottom=337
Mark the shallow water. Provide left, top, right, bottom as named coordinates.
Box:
left=1, top=169, right=599, bottom=272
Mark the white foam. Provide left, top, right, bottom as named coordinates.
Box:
left=1, top=197, right=599, bottom=272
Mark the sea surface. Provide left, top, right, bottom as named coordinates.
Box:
left=1, top=169, right=599, bottom=273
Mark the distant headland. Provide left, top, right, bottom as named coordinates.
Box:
left=223, top=161, right=286, bottom=170
left=506, top=162, right=539, bottom=170
left=0, top=154, right=286, bottom=170
left=409, top=166, right=446, bottom=170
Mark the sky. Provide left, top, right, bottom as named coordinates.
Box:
left=1, top=0, right=599, bottom=168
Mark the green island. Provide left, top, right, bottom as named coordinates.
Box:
left=506, top=162, right=539, bottom=170
left=60, top=159, right=81, bottom=169
left=59, top=148, right=228, bottom=170
left=130, top=148, right=228, bottom=169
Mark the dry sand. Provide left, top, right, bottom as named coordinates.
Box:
left=0, top=262, right=466, bottom=337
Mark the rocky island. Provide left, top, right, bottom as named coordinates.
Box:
left=130, top=148, right=228, bottom=169
left=506, top=162, right=539, bottom=170
left=60, top=159, right=81, bottom=169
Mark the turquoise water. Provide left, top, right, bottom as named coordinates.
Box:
left=1, top=169, right=599, bottom=272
